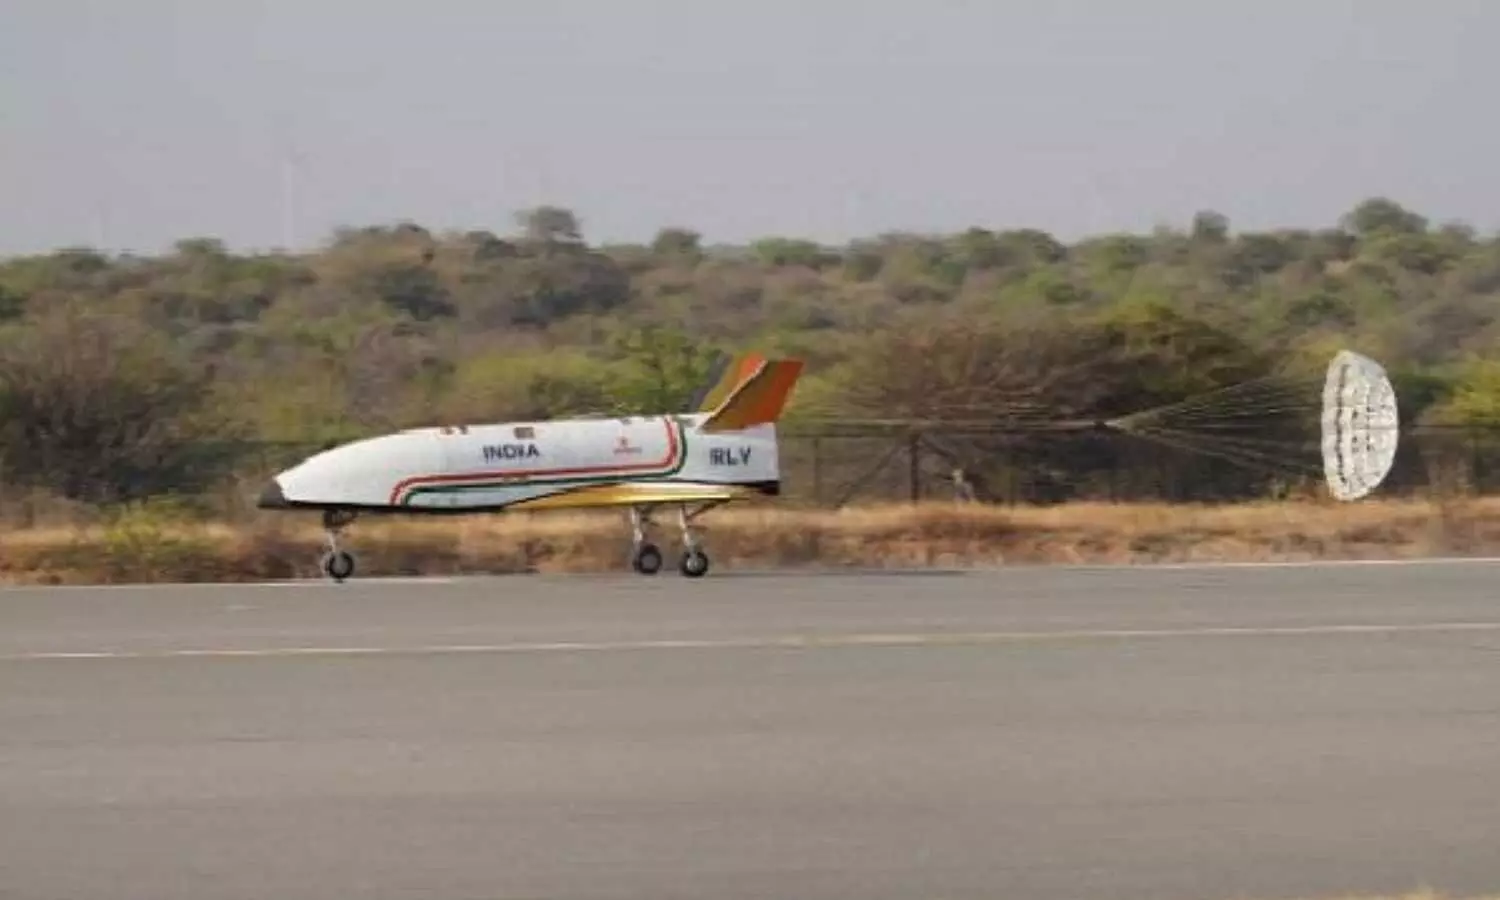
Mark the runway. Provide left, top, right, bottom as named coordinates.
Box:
left=3, top=561, right=1500, bottom=900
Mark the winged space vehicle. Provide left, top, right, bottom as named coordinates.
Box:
left=256, top=351, right=804, bottom=582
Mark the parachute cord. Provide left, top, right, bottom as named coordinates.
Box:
left=1113, top=373, right=1318, bottom=426
left=1120, top=424, right=1326, bottom=483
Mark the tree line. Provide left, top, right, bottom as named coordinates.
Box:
left=1, top=197, right=1497, bottom=513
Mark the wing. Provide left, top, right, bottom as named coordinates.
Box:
left=507, top=481, right=758, bottom=511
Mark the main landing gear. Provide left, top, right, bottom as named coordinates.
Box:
left=319, top=509, right=357, bottom=583
left=629, top=502, right=717, bottom=578
left=311, top=503, right=718, bottom=583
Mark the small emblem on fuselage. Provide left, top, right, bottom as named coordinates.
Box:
left=614, top=435, right=641, bottom=455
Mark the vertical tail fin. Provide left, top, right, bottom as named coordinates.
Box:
left=687, top=350, right=767, bottom=413
left=697, top=357, right=804, bottom=432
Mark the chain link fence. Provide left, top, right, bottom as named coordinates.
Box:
left=772, top=424, right=1500, bottom=507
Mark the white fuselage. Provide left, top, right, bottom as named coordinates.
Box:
left=269, top=413, right=781, bottom=512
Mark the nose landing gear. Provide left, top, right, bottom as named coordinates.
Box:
left=319, top=509, right=358, bottom=582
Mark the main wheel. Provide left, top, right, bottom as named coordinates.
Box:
left=321, top=549, right=355, bottom=582
left=679, top=548, right=709, bottom=578
left=631, top=543, right=663, bottom=575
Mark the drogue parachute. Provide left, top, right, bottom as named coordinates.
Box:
left=1100, top=348, right=1402, bottom=502
left=822, top=346, right=1403, bottom=503
left=1319, top=350, right=1399, bottom=502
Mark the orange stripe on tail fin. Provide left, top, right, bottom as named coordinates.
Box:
left=697, top=358, right=805, bottom=432
left=688, top=350, right=767, bottom=413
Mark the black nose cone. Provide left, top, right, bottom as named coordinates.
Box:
left=257, top=479, right=289, bottom=509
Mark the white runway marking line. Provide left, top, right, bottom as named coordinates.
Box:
left=0, top=576, right=463, bottom=594
left=6, top=620, right=1500, bottom=662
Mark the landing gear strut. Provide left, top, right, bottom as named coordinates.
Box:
left=676, top=505, right=710, bottom=578
left=320, top=509, right=357, bottom=582
left=627, top=502, right=717, bottom=578
left=628, top=506, right=664, bottom=574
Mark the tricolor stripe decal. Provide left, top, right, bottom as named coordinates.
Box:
left=388, top=418, right=686, bottom=506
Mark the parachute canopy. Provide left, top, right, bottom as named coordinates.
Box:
left=1101, top=347, right=1401, bottom=502
left=1320, top=350, right=1399, bottom=501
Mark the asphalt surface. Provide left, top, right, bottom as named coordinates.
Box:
left=3, top=561, right=1500, bottom=900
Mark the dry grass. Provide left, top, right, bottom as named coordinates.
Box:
left=5, top=494, right=1500, bottom=585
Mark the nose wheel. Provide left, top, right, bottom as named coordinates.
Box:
left=319, top=509, right=358, bottom=582
left=321, top=548, right=356, bottom=581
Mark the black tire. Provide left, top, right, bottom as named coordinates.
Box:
left=679, top=548, right=709, bottom=578
left=321, top=549, right=355, bottom=582
left=632, top=543, right=663, bottom=575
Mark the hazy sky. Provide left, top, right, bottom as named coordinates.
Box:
left=4, top=0, right=1496, bottom=256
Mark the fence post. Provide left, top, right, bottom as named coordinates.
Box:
left=908, top=431, right=921, bottom=504
left=811, top=436, right=823, bottom=506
